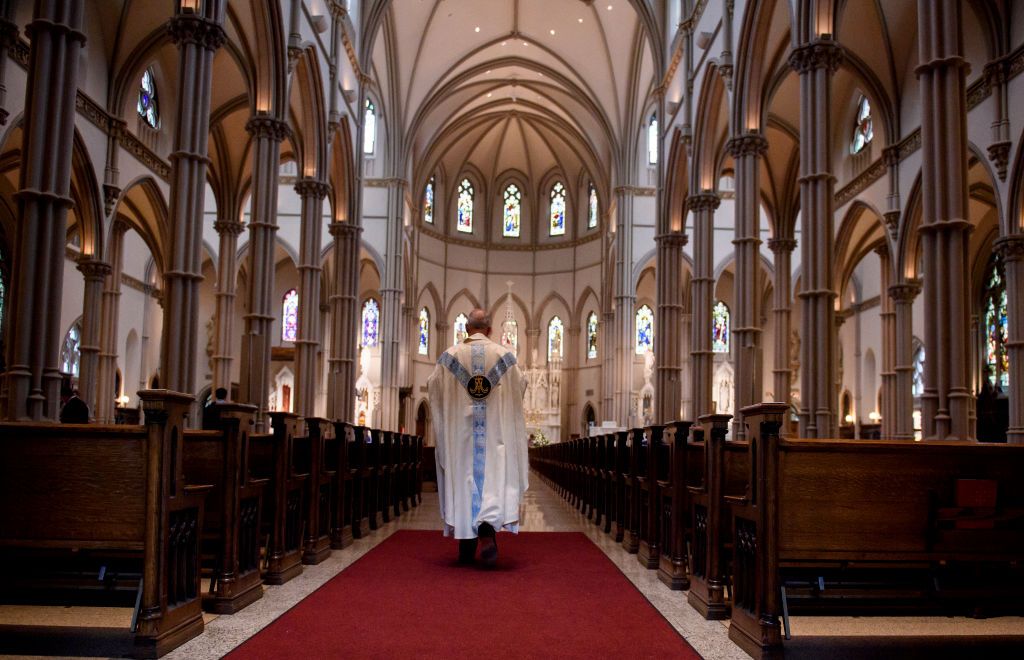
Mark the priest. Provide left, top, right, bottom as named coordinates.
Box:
left=427, top=308, right=529, bottom=566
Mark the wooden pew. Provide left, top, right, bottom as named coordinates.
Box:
left=728, top=402, right=1024, bottom=659
left=182, top=403, right=267, bottom=614
left=621, top=427, right=644, bottom=553
left=329, top=421, right=355, bottom=549
left=0, top=390, right=211, bottom=658
left=300, top=417, right=334, bottom=565
left=610, top=430, right=630, bottom=543
left=637, top=424, right=665, bottom=569
left=657, top=420, right=695, bottom=590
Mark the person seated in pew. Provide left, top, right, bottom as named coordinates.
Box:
left=427, top=308, right=529, bottom=567
left=202, top=387, right=229, bottom=430
left=59, top=388, right=89, bottom=423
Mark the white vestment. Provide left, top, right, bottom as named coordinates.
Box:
left=427, top=333, right=529, bottom=539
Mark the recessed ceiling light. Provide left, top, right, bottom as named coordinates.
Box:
left=549, top=29, right=555, bottom=35
left=607, top=4, right=613, bottom=10
left=475, top=26, right=480, bottom=32
left=522, top=41, right=528, bottom=46
left=487, top=92, right=492, bottom=97
left=578, top=18, right=583, bottom=23
left=486, top=70, right=491, bottom=74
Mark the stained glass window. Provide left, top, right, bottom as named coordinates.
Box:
left=454, top=313, right=469, bottom=345
left=137, top=69, right=159, bottom=129
left=587, top=312, right=598, bottom=360
left=712, top=301, right=730, bottom=353
left=588, top=184, right=598, bottom=229
left=912, top=346, right=925, bottom=398
left=635, top=305, right=653, bottom=354
left=647, top=114, right=658, bottom=165
left=851, top=96, right=873, bottom=155
left=423, top=177, right=434, bottom=224
left=418, top=308, right=429, bottom=355
left=548, top=316, right=564, bottom=360
left=982, top=253, right=1009, bottom=389
left=363, top=99, right=376, bottom=154
left=501, top=320, right=518, bottom=352
left=282, top=289, right=299, bottom=342
left=502, top=184, right=521, bottom=237
left=60, top=320, right=82, bottom=377
left=457, top=179, right=473, bottom=233
left=361, top=299, right=379, bottom=348
left=550, top=182, right=566, bottom=236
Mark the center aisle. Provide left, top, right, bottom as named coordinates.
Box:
left=166, top=477, right=745, bottom=660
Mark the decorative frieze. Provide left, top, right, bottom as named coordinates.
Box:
left=612, top=185, right=656, bottom=196
left=834, top=157, right=887, bottom=208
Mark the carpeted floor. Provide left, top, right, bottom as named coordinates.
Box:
left=227, top=530, right=701, bottom=659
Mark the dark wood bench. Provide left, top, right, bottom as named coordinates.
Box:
left=637, top=424, right=664, bottom=569
left=299, top=417, right=335, bottom=565
left=656, top=420, right=695, bottom=590
left=0, top=390, right=211, bottom=657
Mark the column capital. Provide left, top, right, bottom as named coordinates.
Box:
left=295, top=178, right=330, bottom=200
left=246, top=115, right=291, bottom=142
left=329, top=0, right=349, bottom=19
left=656, top=232, right=689, bottom=248
left=983, top=58, right=1009, bottom=88
left=328, top=221, right=363, bottom=238
left=76, top=257, right=112, bottom=282
left=788, top=36, right=843, bottom=74
left=995, top=234, right=1024, bottom=262
left=767, top=237, right=797, bottom=254
left=726, top=132, right=767, bottom=158
left=872, top=242, right=889, bottom=259
left=0, top=18, right=19, bottom=48
left=882, top=144, right=901, bottom=167
left=687, top=192, right=721, bottom=212
left=213, top=219, right=245, bottom=236
left=167, top=13, right=226, bottom=51
left=889, top=280, right=922, bottom=303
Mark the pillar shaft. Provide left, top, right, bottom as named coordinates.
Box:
left=378, top=180, right=407, bottom=431
left=688, top=193, right=720, bottom=420
left=293, top=179, right=329, bottom=417
left=238, top=116, right=289, bottom=430
left=211, top=220, right=243, bottom=394
left=790, top=37, right=842, bottom=438
left=327, top=222, right=361, bottom=422
left=876, top=246, right=896, bottom=438
left=768, top=238, right=796, bottom=409
left=4, top=1, right=85, bottom=421
left=601, top=311, right=615, bottom=418
left=654, top=232, right=688, bottom=423
left=159, top=6, right=226, bottom=398
left=77, top=258, right=111, bottom=420
left=613, top=187, right=636, bottom=426
left=996, top=235, right=1024, bottom=443
left=890, top=281, right=921, bottom=440
left=96, top=226, right=126, bottom=423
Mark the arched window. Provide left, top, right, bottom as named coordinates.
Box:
left=647, top=113, right=658, bottom=165
left=586, top=312, right=598, bottom=360
left=361, top=299, right=379, bottom=348
left=363, top=99, right=376, bottom=154
left=549, top=182, right=566, bottom=236
left=912, top=345, right=925, bottom=398
left=850, top=96, right=873, bottom=155
left=282, top=289, right=299, bottom=342
left=418, top=308, right=430, bottom=355
left=60, top=320, right=82, bottom=377
left=548, top=316, right=564, bottom=360
left=457, top=179, right=474, bottom=233
left=982, top=253, right=1009, bottom=389
left=453, top=313, right=469, bottom=345
left=635, top=305, right=653, bottom=354
left=502, top=184, right=521, bottom=237
left=137, top=68, right=159, bottom=129
left=423, top=177, right=434, bottom=224
left=712, top=301, right=730, bottom=353
left=501, top=319, right=518, bottom=352
left=588, top=184, right=598, bottom=229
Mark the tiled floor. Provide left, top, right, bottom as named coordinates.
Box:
left=3, top=475, right=1023, bottom=659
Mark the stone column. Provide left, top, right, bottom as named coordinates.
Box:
left=238, top=115, right=289, bottom=431
left=995, top=235, right=1024, bottom=443
left=688, top=192, right=720, bottom=421
left=211, top=219, right=244, bottom=394
left=768, top=237, right=796, bottom=408
left=160, top=4, right=226, bottom=398
left=613, top=187, right=637, bottom=427
left=327, top=221, right=361, bottom=422
left=727, top=133, right=768, bottom=437
left=96, top=225, right=126, bottom=424
left=601, top=311, right=615, bottom=418
left=983, top=59, right=1011, bottom=182
left=76, top=257, right=111, bottom=420
left=680, top=311, right=693, bottom=420
left=565, top=326, right=581, bottom=433
left=890, top=280, right=921, bottom=440
left=790, top=36, right=842, bottom=438
left=3, top=1, right=85, bottom=421
left=293, top=178, right=329, bottom=417
left=379, top=179, right=407, bottom=431
left=876, top=245, right=896, bottom=438
left=654, top=232, right=688, bottom=423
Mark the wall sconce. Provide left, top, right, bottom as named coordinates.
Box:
left=117, top=394, right=130, bottom=408
left=844, top=414, right=854, bottom=424
left=868, top=411, right=881, bottom=422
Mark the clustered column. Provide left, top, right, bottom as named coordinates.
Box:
left=160, top=4, right=226, bottom=399
left=293, top=178, right=330, bottom=418
left=239, top=115, right=289, bottom=430
left=613, top=187, right=637, bottom=426
left=654, top=232, right=688, bottom=423
left=890, top=280, right=921, bottom=439
left=688, top=192, right=720, bottom=420
left=211, top=219, right=244, bottom=394
left=767, top=237, right=796, bottom=409
left=601, top=311, right=615, bottom=418
left=876, top=245, right=896, bottom=438
left=3, top=0, right=84, bottom=420
left=996, top=235, right=1024, bottom=443
left=96, top=224, right=126, bottom=423
left=379, top=179, right=407, bottom=431
left=327, top=221, right=361, bottom=422
left=790, top=36, right=842, bottom=438
left=76, top=257, right=111, bottom=420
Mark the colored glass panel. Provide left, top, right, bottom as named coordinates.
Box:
left=282, top=289, right=298, bottom=342
left=983, top=253, right=1009, bottom=388
left=454, top=313, right=469, bottom=345
left=363, top=99, right=376, bottom=154
left=418, top=308, right=429, bottom=355
left=635, top=305, right=653, bottom=354
left=423, top=178, right=434, bottom=224
left=851, top=96, right=873, bottom=154
left=587, top=312, right=598, bottom=359
left=548, top=316, right=564, bottom=360
left=503, top=184, right=521, bottom=237
left=550, top=182, right=566, bottom=236
left=137, top=69, right=159, bottom=129
left=61, top=321, right=82, bottom=377
left=457, top=179, right=473, bottom=233
left=712, top=301, right=730, bottom=353
left=501, top=319, right=518, bottom=352
left=648, top=114, right=658, bottom=164
left=361, top=299, right=379, bottom=348
left=588, top=184, right=598, bottom=229
left=912, top=346, right=925, bottom=398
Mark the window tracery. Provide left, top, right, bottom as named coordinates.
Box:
left=363, top=99, right=376, bottom=154
left=281, top=289, right=298, bottom=342
left=588, top=184, right=598, bottom=229
left=587, top=312, right=598, bottom=360
left=635, top=305, right=653, bottom=354
left=501, top=319, right=518, bottom=352
left=503, top=184, right=521, bottom=237
left=457, top=179, right=474, bottom=233
left=137, top=69, right=159, bottom=129
left=60, top=320, right=82, bottom=377
left=647, top=114, right=658, bottom=165
left=418, top=308, right=429, bottom=355
left=548, top=316, right=564, bottom=360
left=361, top=298, right=379, bottom=348
left=712, top=301, right=730, bottom=353
left=982, top=253, right=1009, bottom=389
left=423, top=177, right=434, bottom=224
left=851, top=96, right=873, bottom=154
left=454, top=313, right=469, bottom=345
left=549, top=182, right=566, bottom=236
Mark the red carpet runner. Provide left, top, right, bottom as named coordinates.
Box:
left=229, top=530, right=701, bottom=659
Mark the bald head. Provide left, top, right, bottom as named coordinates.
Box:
left=466, top=308, right=492, bottom=336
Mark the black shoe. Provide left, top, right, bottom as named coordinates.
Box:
left=477, top=522, right=497, bottom=567
left=458, top=538, right=478, bottom=564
